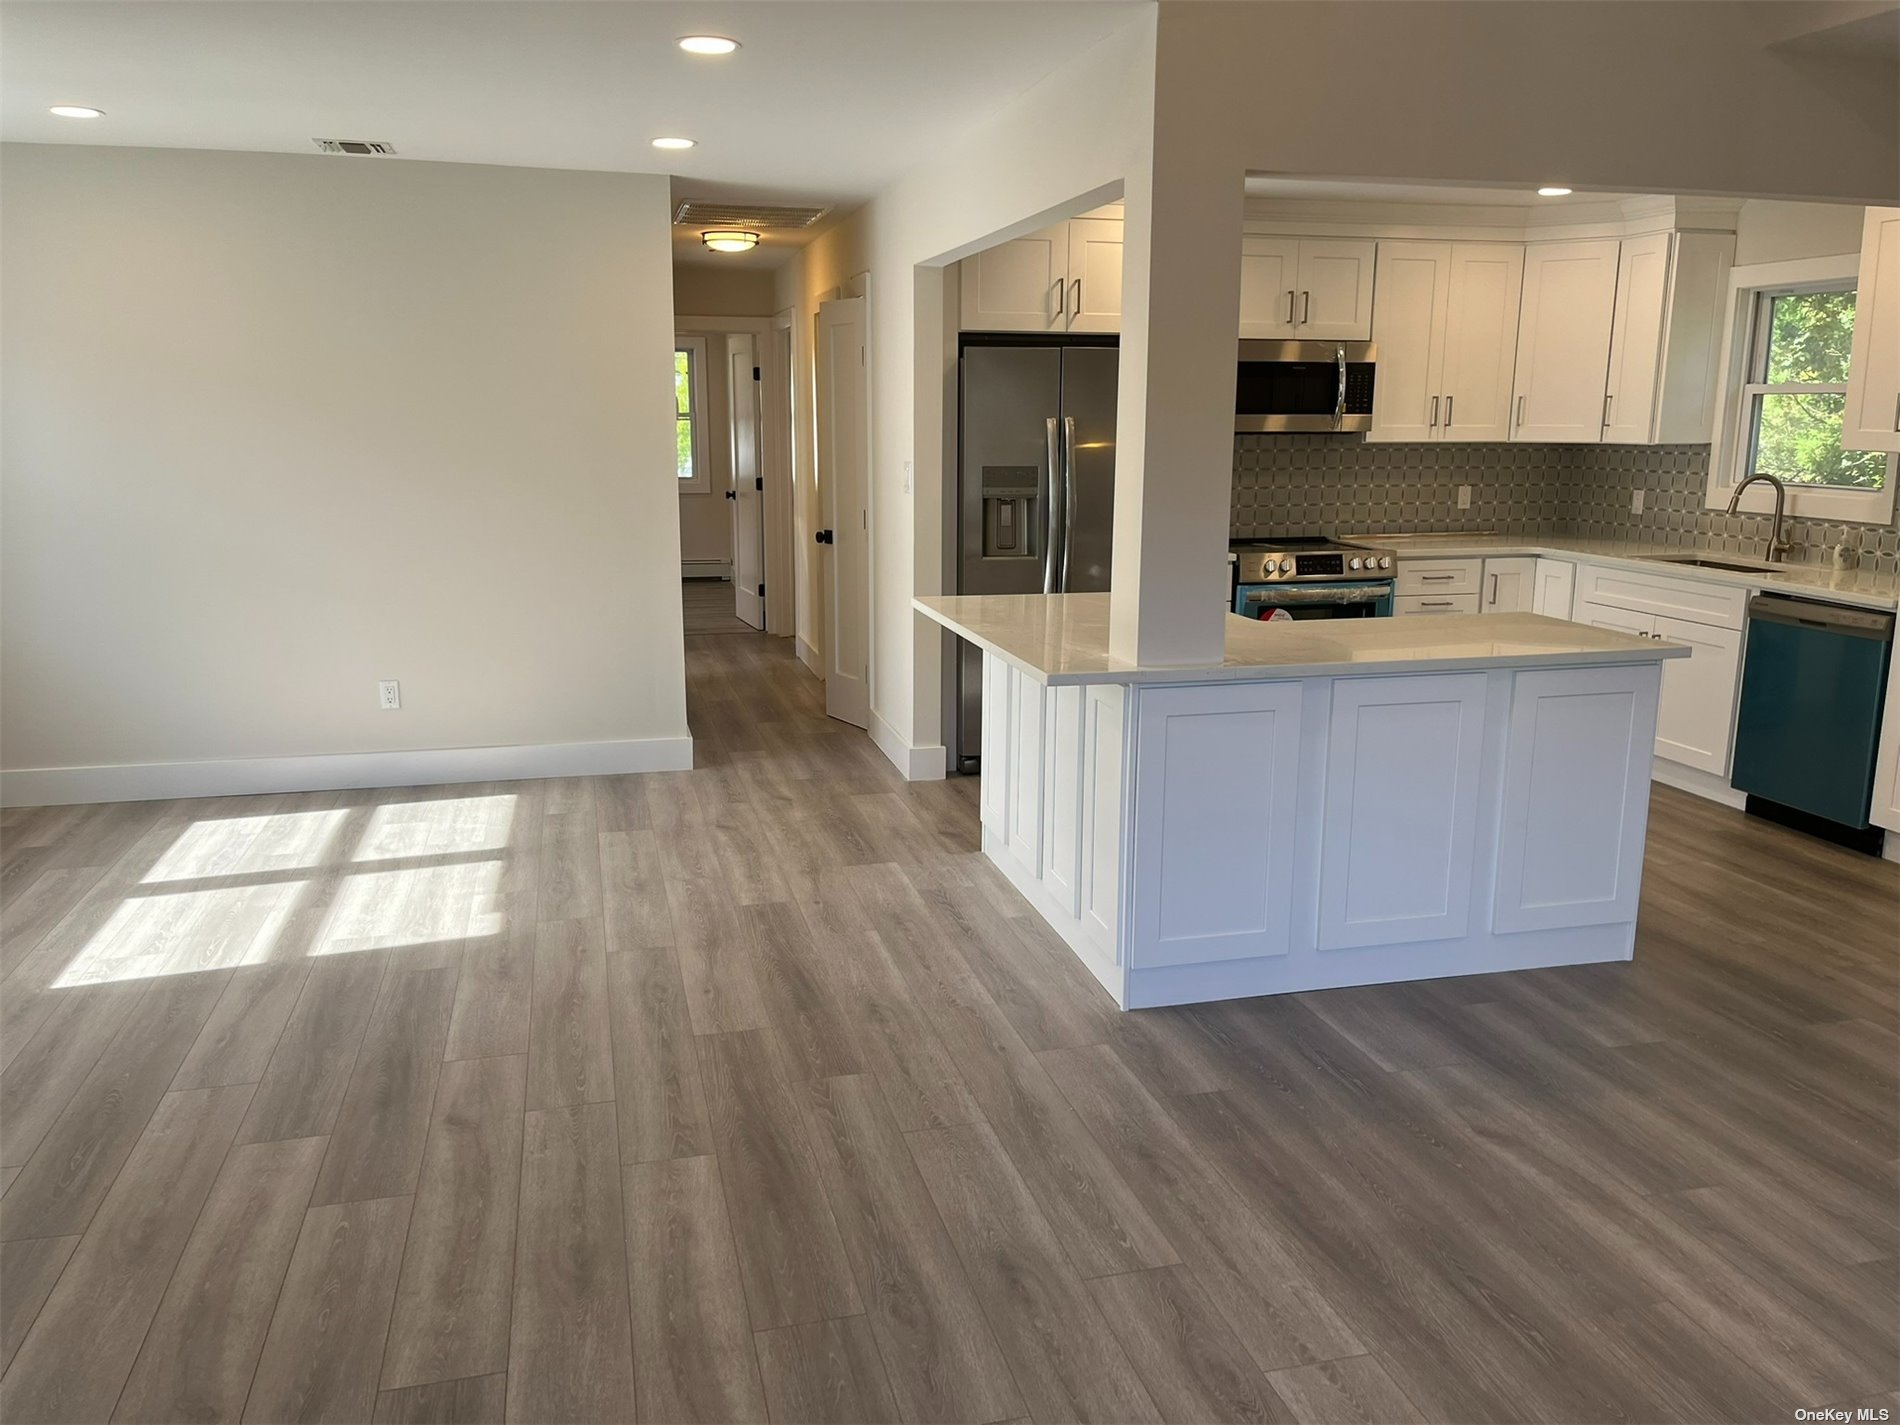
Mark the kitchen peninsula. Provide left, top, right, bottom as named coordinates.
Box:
left=918, top=592, right=1689, bottom=1009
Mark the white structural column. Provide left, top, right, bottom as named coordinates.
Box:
left=1108, top=72, right=1247, bottom=668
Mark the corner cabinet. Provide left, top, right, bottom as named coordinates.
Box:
left=1870, top=635, right=1900, bottom=836
left=1239, top=236, right=1375, bottom=340
left=1843, top=207, right=1900, bottom=455
left=960, top=216, right=1123, bottom=334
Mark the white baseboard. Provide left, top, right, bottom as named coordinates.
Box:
left=1883, top=834, right=1899, bottom=865
left=1, top=735, right=696, bottom=807
left=1650, top=757, right=1746, bottom=809
left=870, top=711, right=947, bottom=783
left=681, top=560, right=732, bottom=580
left=795, top=637, right=821, bottom=677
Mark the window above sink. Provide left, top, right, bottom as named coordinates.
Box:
left=1707, top=252, right=1897, bottom=526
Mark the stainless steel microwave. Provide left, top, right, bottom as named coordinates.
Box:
left=1235, top=339, right=1376, bottom=433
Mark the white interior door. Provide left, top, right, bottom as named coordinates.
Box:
left=816, top=296, right=871, bottom=729
left=728, top=334, right=764, bottom=630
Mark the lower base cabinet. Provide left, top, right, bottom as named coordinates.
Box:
left=1574, top=596, right=1742, bottom=775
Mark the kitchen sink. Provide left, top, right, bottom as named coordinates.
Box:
left=1638, top=555, right=1784, bottom=574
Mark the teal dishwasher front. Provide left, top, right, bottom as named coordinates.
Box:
left=1731, top=594, right=1894, bottom=831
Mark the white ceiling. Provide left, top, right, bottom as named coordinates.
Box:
left=0, top=0, right=1142, bottom=269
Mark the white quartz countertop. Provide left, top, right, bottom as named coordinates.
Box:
left=1339, top=533, right=1900, bottom=612
left=915, top=593, right=1688, bottom=686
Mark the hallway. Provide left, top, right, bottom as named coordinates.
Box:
left=0, top=627, right=1893, bottom=1423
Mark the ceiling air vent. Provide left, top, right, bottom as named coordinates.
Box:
left=673, top=201, right=830, bottom=231
left=314, top=139, right=398, bottom=156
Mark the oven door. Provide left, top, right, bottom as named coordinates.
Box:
left=1235, top=580, right=1394, bottom=620
left=1235, top=340, right=1375, bottom=433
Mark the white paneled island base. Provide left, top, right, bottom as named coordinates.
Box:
left=919, top=594, right=1688, bottom=1009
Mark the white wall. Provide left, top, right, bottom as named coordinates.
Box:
left=2, top=145, right=690, bottom=802
left=1733, top=198, right=1869, bottom=265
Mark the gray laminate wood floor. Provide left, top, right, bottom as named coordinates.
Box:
left=1, top=629, right=1896, bottom=1424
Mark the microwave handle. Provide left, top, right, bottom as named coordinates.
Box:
left=1333, top=345, right=1348, bottom=428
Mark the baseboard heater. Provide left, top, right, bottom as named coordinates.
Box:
left=681, top=560, right=732, bottom=581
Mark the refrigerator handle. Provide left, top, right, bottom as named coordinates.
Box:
left=1060, top=415, right=1077, bottom=593
left=1043, top=417, right=1061, bottom=595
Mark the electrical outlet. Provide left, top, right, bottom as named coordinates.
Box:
left=378, top=679, right=401, bottom=711
left=1631, top=489, right=1645, bottom=514
left=1456, top=485, right=1472, bottom=510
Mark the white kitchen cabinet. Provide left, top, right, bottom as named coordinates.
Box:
left=1843, top=206, right=1900, bottom=455
left=1869, top=639, right=1900, bottom=836
left=1066, top=217, right=1124, bottom=335
left=1372, top=241, right=1526, bottom=444
left=1652, top=615, right=1743, bottom=775
left=1494, top=663, right=1660, bottom=934
left=1602, top=231, right=1737, bottom=445
left=960, top=216, right=1122, bottom=333
left=1368, top=241, right=1450, bottom=441
left=1239, top=236, right=1375, bottom=340
left=1532, top=559, right=1576, bottom=619
left=1129, top=679, right=1303, bottom=968
left=1574, top=584, right=1743, bottom=776
left=1439, top=244, right=1527, bottom=442
left=1238, top=236, right=1301, bottom=338
left=1511, top=239, right=1621, bottom=443
left=1602, top=232, right=1670, bottom=444
left=1481, top=557, right=1538, bottom=614
left=1318, top=673, right=1487, bottom=949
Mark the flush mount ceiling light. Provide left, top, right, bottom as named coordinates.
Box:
left=49, top=105, right=105, bottom=118
left=651, top=136, right=696, bottom=150
left=701, top=229, right=760, bottom=254
left=1536, top=185, right=1574, bottom=197
left=678, top=35, right=739, bottom=55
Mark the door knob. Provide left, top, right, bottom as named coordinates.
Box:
left=814, top=529, right=834, bottom=545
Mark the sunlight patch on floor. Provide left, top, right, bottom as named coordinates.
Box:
left=316, top=859, right=502, bottom=954
left=54, top=880, right=306, bottom=986
left=142, top=807, right=351, bottom=882
left=351, top=794, right=518, bottom=861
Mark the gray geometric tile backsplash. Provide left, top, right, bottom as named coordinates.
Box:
left=1231, top=435, right=1900, bottom=577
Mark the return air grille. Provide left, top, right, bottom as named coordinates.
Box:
left=673, top=201, right=830, bottom=230
left=314, top=139, right=398, bottom=156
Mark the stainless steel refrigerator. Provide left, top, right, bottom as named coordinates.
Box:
left=956, top=339, right=1118, bottom=770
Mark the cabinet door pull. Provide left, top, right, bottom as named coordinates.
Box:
left=1301, top=290, right=1312, bottom=324
left=1056, top=279, right=1066, bottom=318
left=1516, top=394, right=1526, bottom=430
left=1603, top=394, right=1614, bottom=428
left=1429, top=395, right=1439, bottom=428
left=1421, top=600, right=1455, bottom=608
left=1072, top=278, right=1082, bottom=323
left=1489, top=573, right=1499, bottom=605
left=1893, top=392, right=1899, bottom=431
left=1444, top=395, right=1453, bottom=430
left=1285, top=290, right=1296, bottom=325
left=1420, top=573, right=1456, bottom=582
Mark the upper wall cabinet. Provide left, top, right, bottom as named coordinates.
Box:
left=960, top=216, right=1123, bottom=334
left=1239, top=237, right=1375, bottom=341
left=1510, top=239, right=1622, bottom=443
left=1843, top=207, right=1900, bottom=454
left=1603, top=231, right=1736, bottom=444
left=1369, top=241, right=1523, bottom=443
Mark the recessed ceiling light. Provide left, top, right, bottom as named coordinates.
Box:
left=678, top=35, right=739, bottom=55
left=651, top=136, right=696, bottom=151
left=49, top=105, right=105, bottom=119
left=702, top=229, right=760, bottom=254
left=1536, top=186, right=1574, bottom=197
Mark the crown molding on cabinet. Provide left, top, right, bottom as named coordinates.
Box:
left=1242, top=194, right=1744, bottom=245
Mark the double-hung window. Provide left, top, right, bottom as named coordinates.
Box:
left=675, top=337, right=710, bottom=494
left=1711, top=257, right=1895, bottom=523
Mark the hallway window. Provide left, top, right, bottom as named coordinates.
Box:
left=676, top=337, right=709, bottom=493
